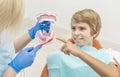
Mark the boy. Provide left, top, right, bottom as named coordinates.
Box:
left=47, top=9, right=118, bottom=77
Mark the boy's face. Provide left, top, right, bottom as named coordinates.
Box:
left=71, top=22, right=94, bottom=46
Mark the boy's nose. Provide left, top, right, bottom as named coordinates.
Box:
left=74, top=30, right=81, bottom=35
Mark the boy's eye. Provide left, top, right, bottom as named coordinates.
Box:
left=79, top=27, right=86, bottom=30
left=71, top=27, right=75, bottom=30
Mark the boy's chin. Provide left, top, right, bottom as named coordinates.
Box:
left=76, top=43, right=84, bottom=46
left=75, top=41, right=92, bottom=46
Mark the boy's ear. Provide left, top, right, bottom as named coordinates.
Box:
left=93, top=29, right=100, bottom=38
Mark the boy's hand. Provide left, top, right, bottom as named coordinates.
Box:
left=57, top=38, right=79, bottom=56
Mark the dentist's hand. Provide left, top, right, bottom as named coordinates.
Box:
left=28, top=21, right=51, bottom=39
left=8, top=46, right=41, bottom=73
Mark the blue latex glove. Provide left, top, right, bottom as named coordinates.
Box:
left=28, top=21, right=51, bottom=39
left=8, top=46, right=41, bottom=73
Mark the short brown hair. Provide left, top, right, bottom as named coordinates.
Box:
left=71, top=9, right=101, bottom=38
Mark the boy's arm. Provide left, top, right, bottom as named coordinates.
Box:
left=57, top=38, right=118, bottom=77
left=76, top=50, right=118, bottom=77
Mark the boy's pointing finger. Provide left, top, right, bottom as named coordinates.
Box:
left=56, top=38, right=66, bottom=43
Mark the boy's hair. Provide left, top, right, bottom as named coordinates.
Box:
left=0, top=0, right=25, bottom=34
left=71, top=9, right=101, bottom=38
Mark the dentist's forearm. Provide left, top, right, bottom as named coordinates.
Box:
left=14, top=32, right=32, bottom=52
left=2, top=66, right=17, bottom=77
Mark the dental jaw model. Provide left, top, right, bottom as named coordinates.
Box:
left=35, top=13, right=56, bottom=46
